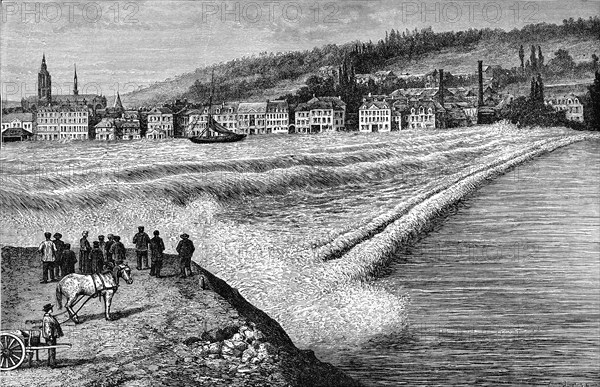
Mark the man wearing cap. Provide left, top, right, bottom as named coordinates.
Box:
left=176, top=233, right=195, bottom=278
left=38, top=232, right=57, bottom=283
left=105, top=234, right=115, bottom=264
left=41, top=303, right=63, bottom=368
left=110, top=236, right=126, bottom=265
left=149, top=230, right=165, bottom=278
left=132, top=226, right=150, bottom=270
left=52, top=233, right=65, bottom=279
left=98, top=235, right=107, bottom=261
left=90, top=241, right=104, bottom=274
left=79, top=231, right=91, bottom=274
left=61, top=243, right=77, bottom=275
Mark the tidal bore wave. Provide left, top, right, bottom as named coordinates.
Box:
left=1, top=125, right=596, bottom=348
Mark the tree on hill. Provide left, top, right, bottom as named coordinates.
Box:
left=538, top=46, right=545, bottom=68
left=548, top=49, right=576, bottom=73
left=530, top=45, right=538, bottom=71
left=519, top=45, right=525, bottom=68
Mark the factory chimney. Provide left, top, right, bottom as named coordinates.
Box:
left=438, top=69, right=444, bottom=106
left=478, top=60, right=484, bottom=107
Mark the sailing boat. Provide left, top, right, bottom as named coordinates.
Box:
left=188, top=71, right=246, bottom=144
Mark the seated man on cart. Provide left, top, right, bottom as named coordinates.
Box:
left=42, top=303, right=63, bottom=368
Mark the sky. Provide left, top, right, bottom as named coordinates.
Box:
left=1, top=0, right=599, bottom=101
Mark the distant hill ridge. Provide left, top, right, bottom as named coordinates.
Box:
left=122, top=18, right=599, bottom=107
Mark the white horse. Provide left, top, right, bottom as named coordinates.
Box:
left=55, top=264, right=133, bottom=323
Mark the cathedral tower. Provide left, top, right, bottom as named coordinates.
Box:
left=38, top=54, right=52, bottom=104
left=73, top=64, right=79, bottom=95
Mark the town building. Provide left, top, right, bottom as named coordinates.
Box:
left=355, top=74, right=375, bottom=86
left=359, top=100, right=392, bottom=132
left=318, top=66, right=338, bottom=79
left=266, top=100, right=289, bottom=134
left=146, top=107, right=174, bottom=139
left=183, top=103, right=239, bottom=136
left=36, top=107, right=60, bottom=140
left=182, top=109, right=204, bottom=137
left=94, top=118, right=118, bottom=141
left=213, top=102, right=239, bottom=132
left=58, top=106, right=89, bottom=140
left=237, top=102, right=267, bottom=135
left=120, top=120, right=141, bottom=140
left=1, top=112, right=34, bottom=142
left=120, top=109, right=142, bottom=140
left=36, top=106, right=89, bottom=140
left=404, top=99, right=446, bottom=129
left=374, top=70, right=398, bottom=87
left=294, top=96, right=346, bottom=133
left=545, top=94, right=584, bottom=122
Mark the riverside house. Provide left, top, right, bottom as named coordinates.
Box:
left=36, top=106, right=89, bottom=140
left=294, top=96, right=346, bottom=133
left=146, top=107, right=174, bottom=139
left=544, top=94, right=584, bottom=123
left=359, top=100, right=392, bottom=132
left=1, top=112, right=34, bottom=142
left=266, top=100, right=289, bottom=134
left=95, top=118, right=118, bottom=140
left=237, top=102, right=267, bottom=135
left=182, top=103, right=240, bottom=136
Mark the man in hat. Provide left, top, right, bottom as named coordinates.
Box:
left=176, top=233, right=195, bottom=278
left=110, top=236, right=126, bottom=265
left=149, top=230, right=165, bottom=278
left=38, top=232, right=57, bottom=283
left=132, top=226, right=150, bottom=270
left=79, top=231, right=91, bottom=273
left=90, top=241, right=104, bottom=274
left=60, top=243, right=77, bottom=276
left=41, top=303, right=63, bottom=368
left=52, top=233, right=65, bottom=279
left=98, top=235, right=107, bottom=261
left=105, top=234, right=115, bottom=264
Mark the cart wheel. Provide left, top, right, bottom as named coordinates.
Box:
left=0, top=333, right=26, bottom=371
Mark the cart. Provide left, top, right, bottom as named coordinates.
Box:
left=1, top=330, right=72, bottom=371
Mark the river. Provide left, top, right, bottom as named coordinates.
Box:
left=315, top=140, right=600, bottom=386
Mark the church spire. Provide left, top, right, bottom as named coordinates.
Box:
left=38, top=53, right=51, bottom=104
left=73, top=64, right=79, bottom=95
left=113, top=92, right=124, bottom=111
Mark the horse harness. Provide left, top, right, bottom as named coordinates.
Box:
left=91, top=269, right=120, bottom=298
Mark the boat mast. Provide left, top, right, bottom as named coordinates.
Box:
left=206, top=69, right=215, bottom=138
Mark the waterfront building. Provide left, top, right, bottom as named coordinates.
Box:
left=120, top=120, right=141, bottom=140
left=237, top=102, right=267, bottom=135
left=404, top=99, right=446, bottom=129
left=294, top=96, right=346, bottom=133
left=146, top=107, right=174, bottom=139
left=36, top=106, right=89, bottom=140
left=359, top=100, right=392, bottom=132
left=95, top=118, right=118, bottom=141
left=266, top=100, right=289, bottom=134
left=213, top=102, right=239, bottom=132
left=1, top=113, right=34, bottom=142
left=544, top=94, right=584, bottom=122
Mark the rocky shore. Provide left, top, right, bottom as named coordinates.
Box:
left=1, top=246, right=362, bottom=387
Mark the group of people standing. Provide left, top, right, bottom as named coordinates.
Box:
left=38, top=226, right=196, bottom=282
